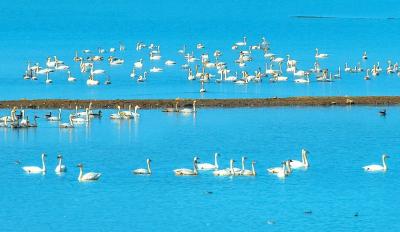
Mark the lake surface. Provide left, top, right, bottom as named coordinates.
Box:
left=1, top=0, right=400, bottom=99
left=1, top=106, right=399, bottom=231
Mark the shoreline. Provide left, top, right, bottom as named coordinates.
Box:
left=0, top=96, right=399, bottom=109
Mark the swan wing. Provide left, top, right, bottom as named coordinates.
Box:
left=133, top=168, right=148, bottom=174
left=22, top=166, right=43, bottom=173
left=363, top=165, right=384, bottom=171
left=197, top=163, right=215, bottom=170
left=82, top=172, right=101, bottom=180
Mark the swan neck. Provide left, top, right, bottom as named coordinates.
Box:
left=251, top=163, right=255, bottom=175
left=78, top=167, right=83, bottom=180
left=147, top=161, right=151, bottom=174
left=382, top=156, right=388, bottom=170
left=214, top=154, right=219, bottom=169
left=42, top=156, right=46, bottom=172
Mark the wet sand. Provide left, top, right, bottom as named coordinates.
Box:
left=0, top=96, right=399, bottom=109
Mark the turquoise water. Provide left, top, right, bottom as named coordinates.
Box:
left=1, top=106, right=399, bottom=231
left=1, top=0, right=400, bottom=99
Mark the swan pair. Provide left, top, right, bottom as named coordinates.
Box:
left=22, top=153, right=66, bottom=174
left=267, top=161, right=292, bottom=178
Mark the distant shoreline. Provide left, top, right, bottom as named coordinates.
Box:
left=0, top=96, right=399, bottom=109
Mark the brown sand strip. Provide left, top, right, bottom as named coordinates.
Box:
left=0, top=97, right=399, bottom=109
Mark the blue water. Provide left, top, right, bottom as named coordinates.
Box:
left=1, top=0, right=400, bottom=99
left=1, top=106, right=400, bottom=231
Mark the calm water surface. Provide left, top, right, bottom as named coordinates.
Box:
left=0, top=106, right=399, bottom=231
left=0, top=0, right=400, bottom=99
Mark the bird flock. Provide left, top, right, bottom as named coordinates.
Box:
left=21, top=37, right=400, bottom=93
left=0, top=100, right=196, bottom=129
left=19, top=149, right=390, bottom=183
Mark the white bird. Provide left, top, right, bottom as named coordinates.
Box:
left=288, top=149, right=309, bottom=169
left=198, top=153, right=219, bottom=170
left=67, top=71, right=76, bottom=82
left=276, top=161, right=291, bottom=178
left=47, top=108, right=61, bottom=121
left=315, top=48, right=328, bottom=58
left=134, top=59, right=143, bottom=69
left=59, top=114, right=74, bottom=128
left=54, top=154, right=67, bottom=173
left=110, top=106, right=123, bottom=119
left=363, top=154, right=389, bottom=172
left=235, top=37, right=247, bottom=46
left=179, top=100, right=196, bottom=113
left=22, top=153, right=47, bottom=174
left=77, top=163, right=101, bottom=182
left=241, top=161, right=256, bottom=176
left=165, top=60, right=176, bottom=66
left=132, top=159, right=152, bottom=175
left=174, top=157, right=199, bottom=176
left=213, top=159, right=234, bottom=176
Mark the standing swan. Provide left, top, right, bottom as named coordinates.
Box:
left=363, top=154, right=389, bottom=172
left=197, top=153, right=219, bottom=170
left=54, top=154, right=67, bottom=173
left=22, top=153, right=47, bottom=174
left=132, top=159, right=152, bottom=175
left=77, top=163, right=101, bottom=182
left=174, top=157, right=199, bottom=176
left=289, top=149, right=309, bottom=169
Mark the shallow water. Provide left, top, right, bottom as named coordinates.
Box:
left=1, top=0, right=400, bottom=99
left=1, top=106, right=399, bottom=231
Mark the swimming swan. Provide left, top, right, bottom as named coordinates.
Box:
left=22, top=153, right=47, bottom=174
left=133, top=159, right=152, bottom=175
left=288, top=149, right=309, bottom=169
left=363, top=154, right=389, bottom=172
left=77, top=163, right=101, bottom=182
left=174, top=157, right=199, bottom=176
left=54, top=154, right=67, bottom=173
left=198, top=153, right=219, bottom=170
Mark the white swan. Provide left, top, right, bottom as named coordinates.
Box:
left=288, top=149, right=309, bottom=169
left=198, top=153, right=219, bottom=170
left=179, top=100, right=196, bottom=113
left=276, top=161, right=291, bottom=178
left=235, top=37, right=247, bottom=46
left=121, top=105, right=140, bottom=118
left=133, top=159, right=152, bottom=175
left=54, top=154, right=67, bottom=173
left=315, top=48, right=328, bottom=58
left=110, top=106, right=123, bottom=119
left=134, top=59, right=143, bottom=68
left=77, top=163, right=101, bottom=182
left=59, top=114, right=74, bottom=128
left=22, top=153, right=47, bottom=174
left=174, top=157, right=199, bottom=176
left=67, top=71, right=76, bottom=82
left=47, top=108, right=61, bottom=121
left=213, top=159, right=234, bottom=176
left=241, top=161, right=256, bottom=176
left=363, top=154, right=389, bottom=172
left=72, top=108, right=89, bottom=123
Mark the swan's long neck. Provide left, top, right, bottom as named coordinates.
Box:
left=78, top=167, right=83, bottom=180
left=193, top=160, right=198, bottom=175
left=58, top=109, right=61, bottom=120
left=147, top=161, right=151, bottom=174
left=214, top=154, right=219, bottom=169
left=241, top=158, right=245, bottom=171
left=303, top=151, right=309, bottom=167
left=41, top=156, right=46, bottom=172
left=58, top=158, right=62, bottom=167
left=251, top=162, right=256, bottom=176
left=230, top=160, right=234, bottom=174
left=286, top=161, right=292, bottom=173
left=193, top=102, right=196, bottom=112
left=382, top=156, right=388, bottom=170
